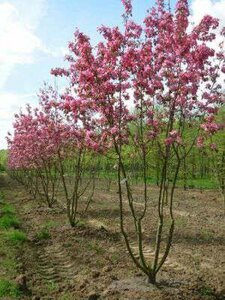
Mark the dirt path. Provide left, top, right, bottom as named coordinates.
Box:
left=2, top=175, right=225, bottom=299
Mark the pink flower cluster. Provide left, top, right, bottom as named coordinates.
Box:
left=7, top=0, right=225, bottom=170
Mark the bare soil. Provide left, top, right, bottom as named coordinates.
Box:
left=1, top=174, right=225, bottom=300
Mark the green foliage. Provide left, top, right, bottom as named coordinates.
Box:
left=0, top=198, right=20, bottom=229
left=46, top=280, right=58, bottom=292
left=0, top=257, right=18, bottom=273
left=0, top=279, right=21, bottom=298
left=0, top=214, right=20, bottom=229
left=4, top=229, right=27, bottom=245
left=35, top=227, right=51, bottom=240
left=43, top=220, right=58, bottom=229
left=1, top=203, right=16, bottom=215
left=0, top=200, right=25, bottom=299
left=177, top=178, right=218, bottom=190
left=199, top=286, right=215, bottom=297
left=87, top=240, right=105, bottom=255
left=0, top=150, right=7, bottom=172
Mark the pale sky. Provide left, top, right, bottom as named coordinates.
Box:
left=0, top=0, right=225, bottom=149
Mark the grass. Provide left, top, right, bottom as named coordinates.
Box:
left=4, top=229, right=27, bottom=245
left=97, top=172, right=219, bottom=190
left=46, top=280, right=59, bottom=292
left=175, top=217, right=187, bottom=228
left=178, top=178, right=219, bottom=190
left=199, top=286, right=215, bottom=297
left=0, top=195, right=26, bottom=299
left=0, top=279, right=21, bottom=298
left=87, top=240, right=105, bottom=255
left=35, top=227, right=51, bottom=240
left=201, top=230, right=214, bottom=242
left=59, top=294, right=74, bottom=300
left=0, top=198, right=20, bottom=229
left=0, top=214, right=20, bottom=229
left=0, top=191, right=5, bottom=198
left=0, top=257, right=18, bottom=273
left=44, top=220, right=58, bottom=229
left=111, top=253, right=120, bottom=263
left=35, top=220, right=60, bottom=241
left=1, top=203, right=16, bottom=215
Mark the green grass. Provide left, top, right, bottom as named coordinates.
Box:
left=4, top=229, right=27, bottom=245
left=35, top=227, right=51, bottom=240
left=43, top=220, right=59, bottom=229
left=1, top=203, right=16, bottom=215
left=46, top=280, right=58, bottom=292
left=175, top=217, right=187, bottom=228
left=0, top=279, right=21, bottom=298
left=0, top=257, right=18, bottom=273
left=177, top=178, right=218, bottom=190
left=0, top=198, right=20, bottom=229
left=0, top=197, right=27, bottom=299
left=0, top=214, right=20, bottom=229
left=0, top=193, right=5, bottom=204
left=199, top=286, right=215, bottom=297
left=87, top=240, right=105, bottom=255
left=201, top=230, right=214, bottom=242
left=111, top=253, right=120, bottom=263
left=97, top=172, right=219, bottom=190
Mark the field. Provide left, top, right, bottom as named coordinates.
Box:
left=0, top=173, right=225, bottom=300
left=2, top=0, right=225, bottom=299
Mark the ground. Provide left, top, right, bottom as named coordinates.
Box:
left=0, top=173, right=225, bottom=300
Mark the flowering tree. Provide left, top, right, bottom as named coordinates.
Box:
left=7, top=0, right=225, bottom=284
left=52, top=100, right=100, bottom=227
left=51, top=34, right=107, bottom=226
left=7, top=86, right=72, bottom=207
left=50, top=0, right=225, bottom=283
left=199, top=108, right=225, bottom=211
left=7, top=106, right=40, bottom=198
left=7, top=83, right=100, bottom=225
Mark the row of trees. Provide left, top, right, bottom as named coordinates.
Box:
left=7, top=0, right=225, bottom=285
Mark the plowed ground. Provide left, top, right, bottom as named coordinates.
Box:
left=1, top=174, right=225, bottom=300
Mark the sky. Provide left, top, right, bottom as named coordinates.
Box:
left=0, top=0, right=225, bottom=149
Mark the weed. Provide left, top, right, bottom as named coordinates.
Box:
left=46, top=280, right=58, bottom=292
left=0, top=215, right=20, bottom=229
left=0, top=192, right=5, bottom=201
left=201, top=230, right=213, bottom=242
left=1, top=203, right=15, bottom=215
left=35, top=227, right=51, bottom=240
left=176, top=217, right=187, bottom=228
left=0, top=257, right=17, bottom=272
left=199, top=286, right=215, bottom=296
left=44, top=220, right=58, bottom=229
left=193, top=255, right=201, bottom=272
left=77, top=220, right=87, bottom=228
left=0, top=279, right=21, bottom=298
left=111, top=253, right=120, bottom=263
left=4, top=229, right=27, bottom=245
left=87, top=240, right=105, bottom=255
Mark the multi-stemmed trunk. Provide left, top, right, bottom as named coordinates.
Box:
left=115, top=139, right=181, bottom=284
left=36, top=162, right=58, bottom=208
left=57, top=149, right=97, bottom=227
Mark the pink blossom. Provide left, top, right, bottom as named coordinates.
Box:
left=121, top=0, right=132, bottom=15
